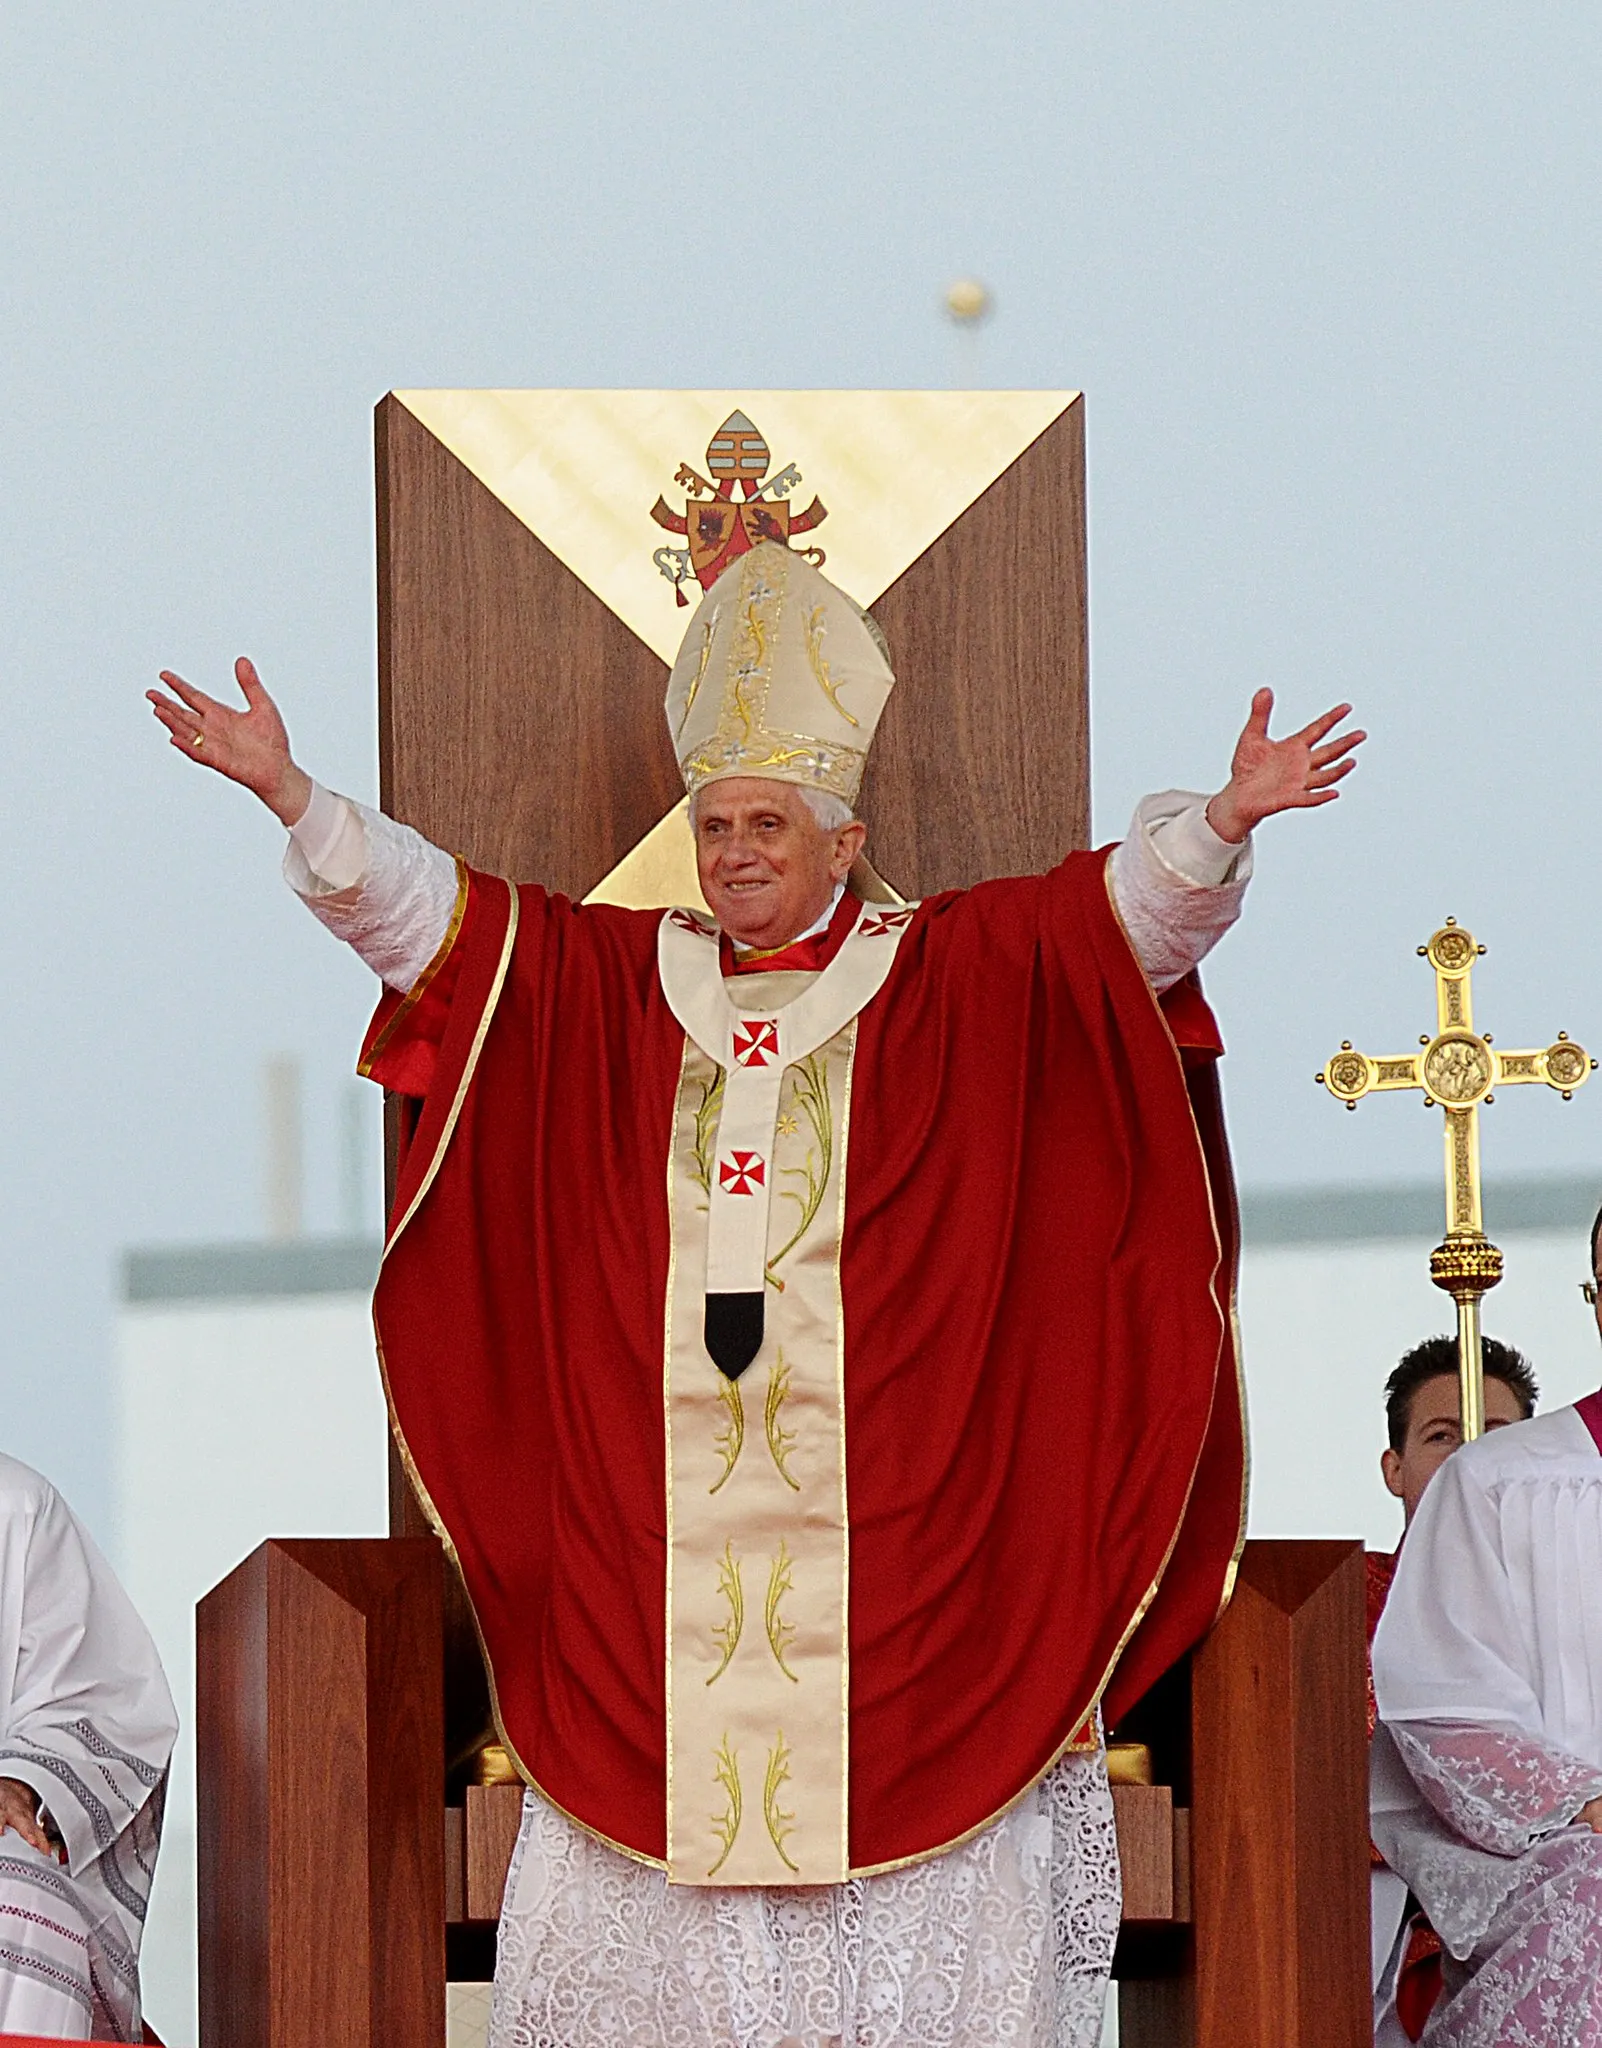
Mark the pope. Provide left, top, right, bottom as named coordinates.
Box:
left=151, top=542, right=1362, bottom=2048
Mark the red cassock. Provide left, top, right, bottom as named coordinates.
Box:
left=365, top=844, right=1245, bottom=1873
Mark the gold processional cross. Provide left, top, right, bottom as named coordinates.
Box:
left=1318, top=920, right=1594, bottom=1440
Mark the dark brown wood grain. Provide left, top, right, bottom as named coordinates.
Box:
left=1111, top=1785, right=1180, bottom=1924
left=864, top=400, right=1090, bottom=896
left=197, top=1550, right=270, bottom=2048
left=376, top=395, right=684, bottom=893
left=1189, top=1540, right=1369, bottom=2048
left=464, top=1784, right=526, bottom=1922
left=196, top=1539, right=445, bottom=2048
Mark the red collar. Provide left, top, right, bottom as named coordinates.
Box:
left=1577, top=1387, right=1602, bottom=1455
left=721, top=890, right=861, bottom=978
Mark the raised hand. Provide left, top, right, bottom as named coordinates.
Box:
left=148, top=657, right=311, bottom=826
left=1205, top=688, right=1365, bottom=844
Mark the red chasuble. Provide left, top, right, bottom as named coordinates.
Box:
left=365, top=846, right=1245, bottom=1874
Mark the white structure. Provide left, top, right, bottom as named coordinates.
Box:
left=111, top=1238, right=388, bottom=2048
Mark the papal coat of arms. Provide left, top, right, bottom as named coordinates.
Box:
left=651, top=411, right=827, bottom=605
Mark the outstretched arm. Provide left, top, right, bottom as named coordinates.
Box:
left=150, top=659, right=459, bottom=991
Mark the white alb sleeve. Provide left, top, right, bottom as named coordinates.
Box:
left=1106, top=790, right=1253, bottom=993
left=283, top=784, right=461, bottom=994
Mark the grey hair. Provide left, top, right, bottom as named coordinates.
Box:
left=689, top=784, right=857, bottom=833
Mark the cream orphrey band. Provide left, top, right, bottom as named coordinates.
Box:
left=665, top=541, right=895, bottom=806
left=657, top=906, right=916, bottom=1885
left=656, top=541, right=910, bottom=1885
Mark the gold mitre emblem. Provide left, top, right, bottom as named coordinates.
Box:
left=664, top=541, right=894, bottom=807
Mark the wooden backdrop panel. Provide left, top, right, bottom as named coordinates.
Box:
left=377, top=392, right=1089, bottom=903
left=865, top=401, right=1089, bottom=894
left=376, top=396, right=683, bottom=892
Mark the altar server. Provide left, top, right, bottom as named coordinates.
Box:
left=0, top=1454, right=176, bottom=2041
left=152, top=542, right=1361, bottom=2048
left=1373, top=1373, right=1602, bottom=2044
left=1368, top=1336, right=1537, bottom=2045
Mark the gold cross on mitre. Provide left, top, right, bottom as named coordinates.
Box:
left=1318, top=919, right=1594, bottom=1440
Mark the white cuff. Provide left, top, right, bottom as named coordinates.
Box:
left=285, top=783, right=368, bottom=897
left=1140, top=790, right=1253, bottom=890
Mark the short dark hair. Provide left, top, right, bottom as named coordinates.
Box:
left=1384, top=1336, right=1538, bottom=1452
left=1589, top=1199, right=1602, bottom=1277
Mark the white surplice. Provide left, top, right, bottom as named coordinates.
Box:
left=286, top=785, right=1252, bottom=2048
left=0, top=1454, right=176, bottom=2042
left=1372, top=1404, right=1602, bottom=2047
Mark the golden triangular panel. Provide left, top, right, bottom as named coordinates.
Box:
left=582, top=797, right=709, bottom=914
left=393, top=389, right=1078, bottom=665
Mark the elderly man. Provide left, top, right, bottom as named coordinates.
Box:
left=151, top=542, right=1361, bottom=2048
left=0, top=1452, right=175, bottom=2041
left=1372, top=1222, right=1602, bottom=2046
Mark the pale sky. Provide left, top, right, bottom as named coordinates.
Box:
left=6, top=1, right=1602, bottom=1522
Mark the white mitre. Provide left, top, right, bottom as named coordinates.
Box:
left=664, top=541, right=895, bottom=808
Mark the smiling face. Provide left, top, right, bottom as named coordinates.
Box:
left=692, top=777, right=867, bottom=951
left=1381, top=1371, right=1530, bottom=1524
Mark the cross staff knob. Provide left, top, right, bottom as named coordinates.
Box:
left=1316, top=920, right=1596, bottom=1440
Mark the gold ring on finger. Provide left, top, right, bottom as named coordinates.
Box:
left=192, top=731, right=205, bottom=751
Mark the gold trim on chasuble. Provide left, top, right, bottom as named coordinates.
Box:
left=358, top=855, right=471, bottom=1080
left=657, top=902, right=913, bottom=1884
left=1098, top=861, right=1246, bottom=1627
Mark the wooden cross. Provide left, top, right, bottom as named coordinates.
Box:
left=1318, top=918, right=1594, bottom=1440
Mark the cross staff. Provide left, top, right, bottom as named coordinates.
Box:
left=1318, top=919, right=1594, bottom=1440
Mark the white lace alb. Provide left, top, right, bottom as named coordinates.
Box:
left=489, top=1749, right=1120, bottom=2048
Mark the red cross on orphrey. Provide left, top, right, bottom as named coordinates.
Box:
left=718, top=1152, right=767, bottom=1196
left=732, top=1019, right=780, bottom=1068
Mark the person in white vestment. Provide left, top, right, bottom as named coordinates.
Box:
left=0, top=1455, right=176, bottom=2042
left=149, top=647, right=1362, bottom=2048
left=1368, top=1339, right=1539, bottom=2047
left=1372, top=1242, right=1602, bottom=2048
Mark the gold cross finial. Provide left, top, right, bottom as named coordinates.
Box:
left=1318, top=920, right=1594, bottom=1439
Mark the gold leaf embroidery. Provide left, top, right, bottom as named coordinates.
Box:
left=730, top=593, right=770, bottom=743
left=764, top=1357, right=800, bottom=1492
left=805, top=604, right=860, bottom=727
left=706, top=1541, right=744, bottom=1685
left=764, top=1732, right=799, bottom=1873
left=708, top=1735, right=742, bottom=1877
left=710, top=1375, right=745, bottom=1495
left=688, top=1067, right=726, bottom=1204
left=681, top=613, right=717, bottom=726
left=765, top=1540, right=799, bottom=1681
left=766, top=1055, right=833, bottom=1284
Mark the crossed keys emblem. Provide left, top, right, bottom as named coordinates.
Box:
left=651, top=411, right=827, bottom=606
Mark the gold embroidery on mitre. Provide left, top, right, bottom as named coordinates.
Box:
left=664, top=542, right=892, bottom=806
left=806, top=605, right=860, bottom=727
